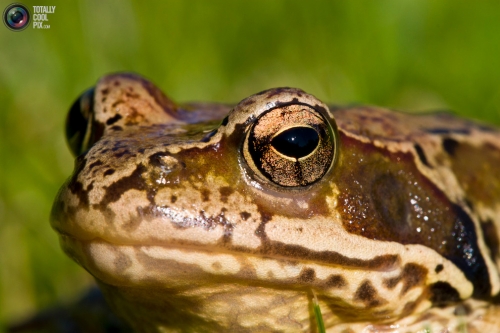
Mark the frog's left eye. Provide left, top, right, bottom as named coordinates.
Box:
left=66, top=88, right=99, bottom=156
left=243, top=103, right=338, bottom=187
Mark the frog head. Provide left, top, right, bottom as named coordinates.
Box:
left=51, top=73, right=499, bottom=332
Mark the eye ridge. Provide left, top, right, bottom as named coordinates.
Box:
left=270, top=126, right=320, bottom=160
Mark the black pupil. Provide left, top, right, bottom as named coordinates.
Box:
left=271, top=127, right=319, bottom=159
left=11, top=11, right=23, bottom=23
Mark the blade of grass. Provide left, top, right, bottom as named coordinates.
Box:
left=312, top=290, right=325, bottom=333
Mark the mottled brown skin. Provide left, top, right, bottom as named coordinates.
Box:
left=52, top=73, right=500, bottom=332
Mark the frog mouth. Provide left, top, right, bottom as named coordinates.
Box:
left=55, top=217, right=474, bottom=305
left=56, top=229, right=402, bottom=289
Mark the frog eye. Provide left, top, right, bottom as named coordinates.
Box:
left=66, top=88, right=100, bottom=156
left=244, top=103, right=338, bottom=187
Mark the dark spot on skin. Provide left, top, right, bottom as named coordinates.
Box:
left=219, top=187, right=233, bottom=203
left=212, top=262, right=222, bottom=270
left=111, top=100, right=124, bottom=108
left=221, top=116, right=229, bottom=126
left=113, top=251, right=132, bottom=272
left=103, top=169, right=115, bottom=176
left=325, top=275, right=346, bottom=288
left=429, top=281, right=461, bottom=307
left=123, top=205, right=157, bottom=231
left=354, top=280, right=385, bottom=307
left=114, top=141, right=126, bottom=148
left=114, top=81, right=120, bottom=86
left=201, top=189, right=210, bottom=202
left=110, top=126, right=123, bottom=131
left=65, top=157, right=93, bottom=208
left=101, top=149, right=109, bottom=154
left=426, top=128, right=470, bottom=135
left=371, top=173, right=410, bottom=236
left=123, top=106, right=146, bottom=125
left=68, top=180, right=93, bottom=208
left=414, top=144, right=431, bottom=167
left=101, top=88, right=109, bottom=95
left=88, top=160, right=103, bottom=171
left=298, top=268, right=315, bottom=283
left=96, top=164, right=149, bottom=211
left=265, top=87, right=292, bottom=99
left=125, top=92, right=140, bottom=99
left=297, top=227, right=303, bottom=232
left=481, top=219, right=499, bottom=263
left=106, top=114, right=123, bottom=125
left=383, top=263, right=427, bottom=295
left=435, top=264, right=444, bottom=273
left=442, top=137, right=459, bottom=156
left=255, top=211, right=273, bottom=240
left=169, top=209, right=234, bottom=244
left=240, top=212, right=251, bottom=221
left=240, top=99, right=255, bottom=107
left=171, top=195, right=177, bottom=203
left=138, top=148, right=145, bottom=154
left=454, top=303, right=472, bottom=316
left=114, top=149, right=130, bottom=158
left=256, top=241, right=401, bottom=270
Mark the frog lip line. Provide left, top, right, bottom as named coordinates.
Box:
left=54, top=229, right=404, bottom=272
left=57, top=231, right=475, bottom=301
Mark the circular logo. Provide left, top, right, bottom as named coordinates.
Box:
left=3, top=3, right=30, bottom=31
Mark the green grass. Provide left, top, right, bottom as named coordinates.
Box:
left=312, top=291, right=326, bottom=333
left=1, top=0, right=500, bottom=331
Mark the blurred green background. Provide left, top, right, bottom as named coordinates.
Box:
left=1, top=0, right=500, bottom=330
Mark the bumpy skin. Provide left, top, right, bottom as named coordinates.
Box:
left=51, top=73, right=500, bottom=333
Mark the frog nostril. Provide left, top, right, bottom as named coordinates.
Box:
left=149, top=153, right=183, bottom=171
left=200, top=129, right=217, bottom=143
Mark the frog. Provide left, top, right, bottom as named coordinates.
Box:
left=50, top=73, right=500, bottom=333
